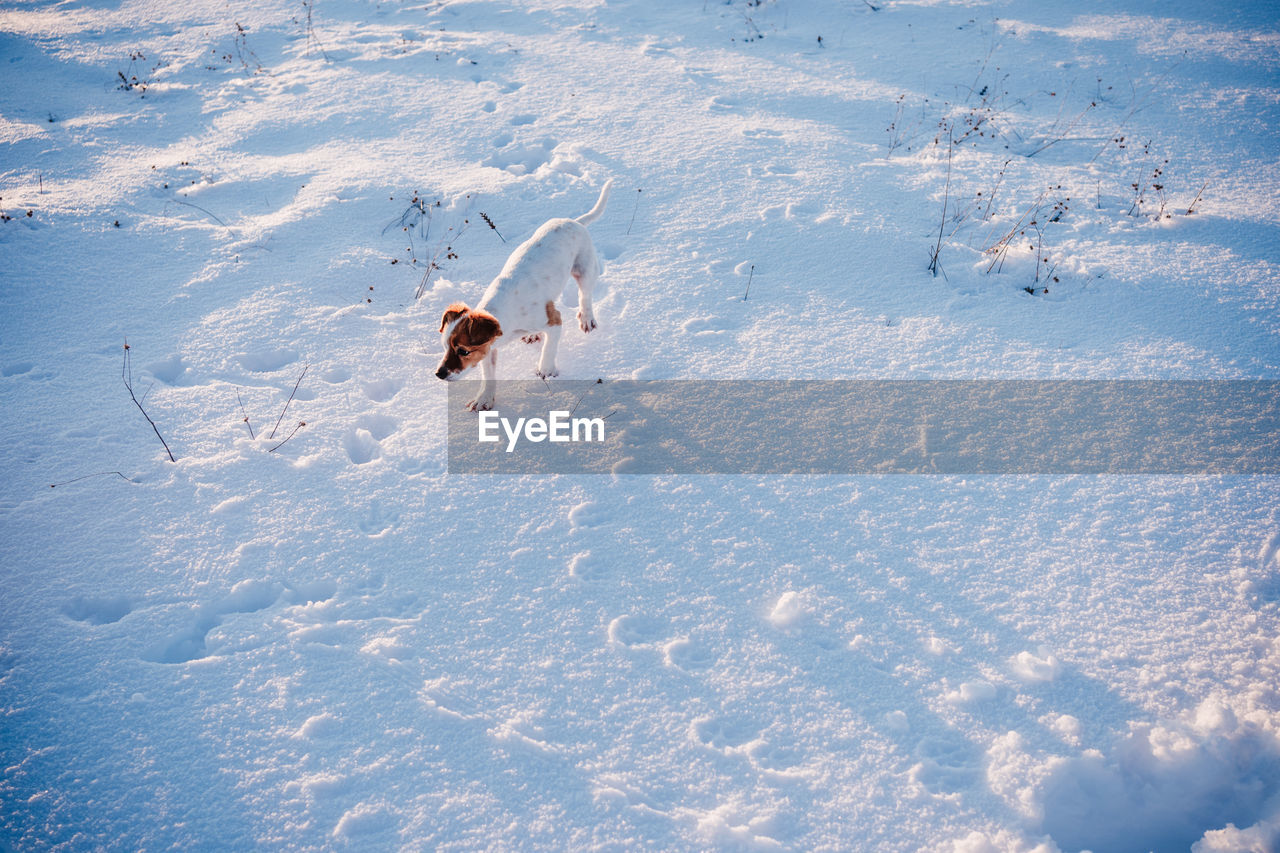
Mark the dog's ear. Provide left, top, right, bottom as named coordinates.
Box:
left=440, top=302, right=468, bottom=332
left=466, top=310, right=502, bottom=344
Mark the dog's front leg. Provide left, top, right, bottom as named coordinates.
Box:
left=535, top=325, right=562, bottom=379
left=467, top=349, right=498, bottom=411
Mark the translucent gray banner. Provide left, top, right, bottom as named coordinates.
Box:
left=446, top=381, right=1280, bottom=475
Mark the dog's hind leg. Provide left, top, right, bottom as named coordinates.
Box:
left=572, top=249, right=600, bottom=333
left=536, top=300, right=563, bottom=378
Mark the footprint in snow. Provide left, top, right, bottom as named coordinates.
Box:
left=2, top=361, right=54, bottom=381
left=357, top=500, right=399, bottom=537
left=1246, top=531, right=1280, bottom=607
left=747, top=736, right=805, bottom=774
left=363, top=377, right=403, bottom=403
left=293, top=712, right=342, bottom=740
left=662, top=637, right=713, bottom=672
left=143, top=579, right=282, bottom=664
left=607, top=614, right=667, bottom=648
left=569, top=551, right=606, bottom=581
left=692, top=716, right=762, bottom=755
left=568, top=501, right=609, bottom=531
left=482, top=137, right=555, bottom=176
left=356, top=413, right=398, bottom=441
left=144, top=354, right=194, bottom=386
left=62, top=595, right=132, bottom=625
left=333, top=804, right=397, bottom=840
left=910, top=736, right=981, bottom=795
left=236, top=348, right=299, bottom=373
left=680, top=315, right=734, bottom=340
left=344, top=428, right=381, bottom=465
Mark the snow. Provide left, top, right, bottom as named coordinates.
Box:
left=2, top=0, right=1279, bottom=850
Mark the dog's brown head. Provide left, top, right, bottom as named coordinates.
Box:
left=435, top=302, right=502, bottom=380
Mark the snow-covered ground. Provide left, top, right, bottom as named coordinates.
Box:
left=2, top=0, right=1279, bottom=849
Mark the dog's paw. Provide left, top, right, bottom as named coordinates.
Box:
left=578, top=311, right=597, bottom=333
left=521, top=333, right=543, bottom=345
left=466, top=397, right=495, bottom=412
left=535, top=366, right=559, bottom=379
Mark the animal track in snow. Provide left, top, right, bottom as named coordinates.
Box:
left=1010, top=648, right=1060, bottom=682
left=746, top=735, right=805, bottom=774
left=2, top=361, right=34, bottom=377
left=509, top=114, right=535, bottom=126
left=2, top=361, right=53, bottom=381
left=345, top=414, right=399, bottom=466
left=333, top=803, right=396, bottom=840
left=680, top=315, right=734, bottom=340
left=344, top=427, right=381, bottom=465
left=293, top=712, right=342, bottom=740
left=1247, top=532, right=1280, bottom=607
left=760, top=201, right=821, bottom=221
left=596, top=240, right=623, bottom=260
left=62, top=595, right=132, bottom=625
left=662, top=637, right=713, bottom=672
left=692, top=716, right=762, bottom=755
left=144, top=579, right=282, bottom=664
left=358, top=500, right=399, bottom=537
left=569, top=551, right=606, bottom=581
left=144, top=354, right=194, bottom=386
left=420, top=679, right=484, bottom=722
left=910, top=736, right=981, bottom=795
left=607, top=614, right=667, bottom=648
left=236, top=348, right=299, bottom=373
left=288, top=771, right=350, bottom=801
left=363, top=377, right=403, bottom=403
left=482, top=137, right=555, bottom=175
left=568, top=501, right=609, bottom=531
left=357, top=413, right=398, bottom=441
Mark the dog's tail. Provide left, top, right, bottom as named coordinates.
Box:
left=575, top=179, right=613, bottom=226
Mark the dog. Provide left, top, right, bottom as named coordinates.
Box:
left=435, top=180, right=611, bottom=411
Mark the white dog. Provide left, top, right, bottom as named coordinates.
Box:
left=435, top=180, right=611, bottom=411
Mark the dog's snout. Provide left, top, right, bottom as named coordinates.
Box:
left=435, top=366, right=450, bottom=380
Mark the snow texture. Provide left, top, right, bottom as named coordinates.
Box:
left=2, top=0, right=1279, bottom=850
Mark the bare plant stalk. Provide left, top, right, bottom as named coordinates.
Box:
left=268, top=421, right=306, bottom=452
left=982, top=190, right=1047, bottom=274
left=627, top=188, right=642, bottom=235
left=269, top=364, right=309, bottom=439
left=928, top=126, right=953, bottom=278
left=1186, top=182, right=1206, bottom=215
left=50, top=471, right=135, bottom=488
left=302, top=0, right=331, bottom=61
left=237, top=391, right=256, bottom=439
left=415, top=195, right=475, bottom=300
left=480, top=212, right=505, bottom=242
left=1026, top=101, right=1096, bottom=157
left=122, top=340, right=176, bottom=462
left=742, top=264, right=755, bottom=300
left=983, top=159, right=1011, bottom=221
